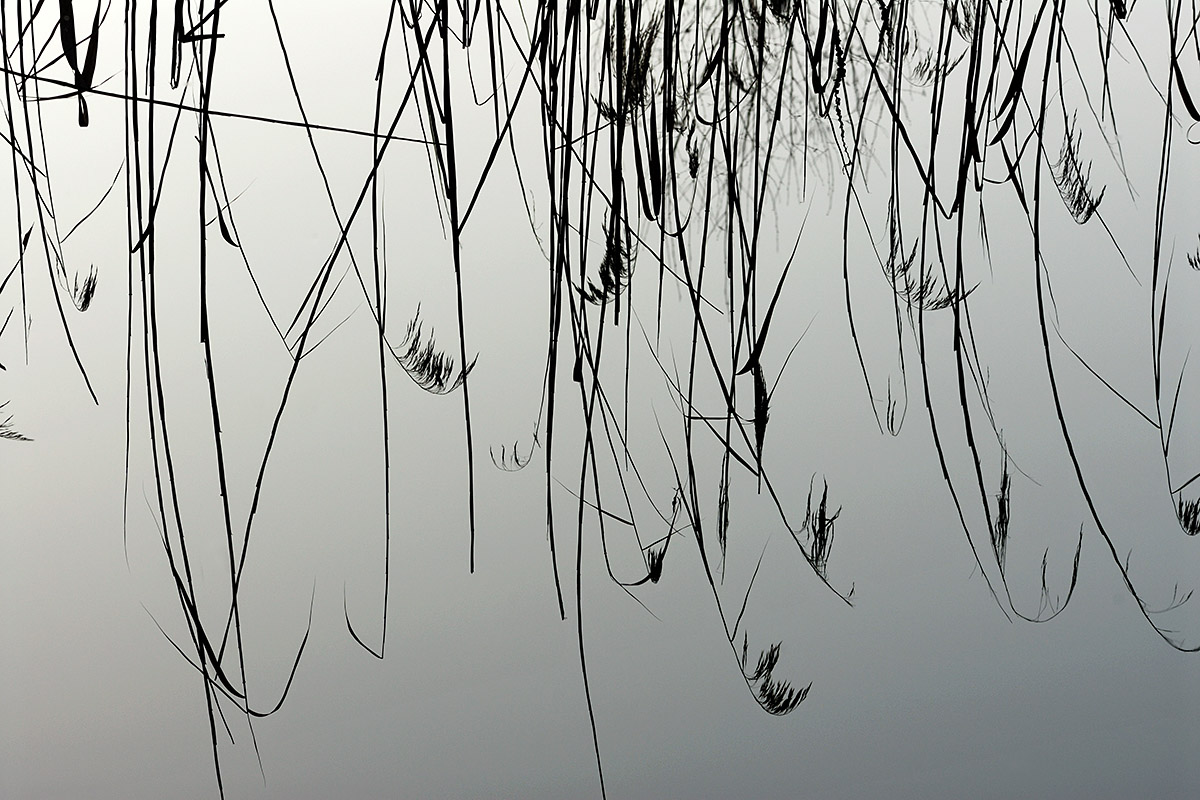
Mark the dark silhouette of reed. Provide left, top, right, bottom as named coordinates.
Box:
left=3, top=1, right=1198, bottom=797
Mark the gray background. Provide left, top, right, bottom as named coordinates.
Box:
left=3, top=2, right=1200, bottom=798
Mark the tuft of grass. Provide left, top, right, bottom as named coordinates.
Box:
left=746, top=640, right=810, bottom=716
left=1178, top=496, right=1200, bottom=537
left=802, top=478, right=840, bottom=580
left=646, top=541, right=666, bottom=583
left=391, top=310, right=476, bottom=395
left=1050, top=116, right=1105, bottom=225
left=70, top=265, right=97, bottom=312
left=7, top=0, right=1200, bottom=795
left=0, top=401, right=32, bottom=441
left=489, top=440, right=533, bottom=472
left=580, top=230, right=633, bottom=306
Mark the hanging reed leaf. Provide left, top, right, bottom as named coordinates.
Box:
left=993, top=459, right=1011, bottom=573
left=7, top=1, right=1200, bottom=796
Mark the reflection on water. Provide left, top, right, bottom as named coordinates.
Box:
left=2, top=1, right=1198, bottom=797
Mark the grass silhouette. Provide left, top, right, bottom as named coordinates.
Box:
left=2, top=1, right=1199, bottom=797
